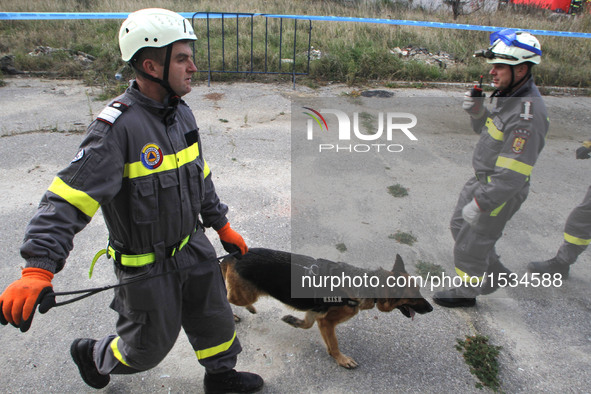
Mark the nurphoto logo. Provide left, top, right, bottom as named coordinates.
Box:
left=303, top=107, right=418, bottom=153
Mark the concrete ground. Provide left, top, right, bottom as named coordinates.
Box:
left=0, top=77, right=590, bottom=393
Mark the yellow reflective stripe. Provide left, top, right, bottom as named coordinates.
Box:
left=124, top=143, right=200, bottom=179
left=176, top=143, right=200, bottom=168
left=89, top=248, right=107, bottom=278
left=48, top=177, right=100, bottom=218
left=196, top=331, right=237, bottom=360
left=495, top=156, right=533, bottom=177
left=110, top=337, right=130, bottom=367
left=564, top=232, right=591, bottom=246
left=203, top=159, right=211, bottom=178
left=486, top=118, right=503, bottom=141
left=108, top=246, right=155, bottom=267
left=489, top=202, right=506, bottom=217
left=455, top=267, right=483, bottom=285
left=107, top=232, right=192, bottom=266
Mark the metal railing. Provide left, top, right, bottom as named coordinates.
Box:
left=191, top=12, right=313, bottom=89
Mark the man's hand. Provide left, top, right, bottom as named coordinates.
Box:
left=216, top=223, right=248, bottom=257
left=462, top=198, right=482, bottom=226
left=0, top=267, right=55, bottom=332
left=462, top=90, right=486, bottom=119
left=576, top=141, right=591, bottom=159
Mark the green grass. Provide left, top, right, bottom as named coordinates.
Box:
left=387, top=184, right=409, bottom=197
left=415, top=260, right=445, bottom=280
left=1, top=0, right=591, bottom=89
left=456, top=335, right=503, bottom=391
left=389, top=230, right=417, bottom=245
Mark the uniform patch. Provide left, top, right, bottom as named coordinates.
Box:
left=512, top=129, right=531, bottom=154
left=97, top=101, right=129, bottom=125
left=141, top=143, right=163, bottom=170
left=492, top=115, right=504, bottom=132
left=71, top=149, right=85, bottom=163
left=520, top=101, right=534, bottom=121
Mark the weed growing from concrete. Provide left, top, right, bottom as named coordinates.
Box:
left=387, top=184, right=408, bottom=197
left=455, top=335, right=502, bottom=391
left=389, top=230, right=417, bottom=246
left=415, top=260, right=445, bottom=279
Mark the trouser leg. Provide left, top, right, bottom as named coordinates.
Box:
left=181, top=233, right=242, bottom=374
left=454, top=184, right=529, bottom=281
left=556, top=185, right=591, bottom=264
left=450, top=177, right=478, bottom=242
left=94, top=260, right=183, bottom=375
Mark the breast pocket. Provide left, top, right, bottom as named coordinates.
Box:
left=158, top=172, right=180, bottom=214
left=131, top=178, right=158, bottom=224
left=187, top=163, right=204, bottom=213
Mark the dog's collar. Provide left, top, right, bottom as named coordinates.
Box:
left=319, top=297, right=359, bottom=307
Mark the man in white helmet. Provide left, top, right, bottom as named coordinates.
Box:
left=433, top=29, right=549, bottom=308
left=0, top=8, right=263, bottom=393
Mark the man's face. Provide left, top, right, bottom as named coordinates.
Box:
left=161, top=41, right=197, bottom=97
left=489, top=63, right=513, bottom=91
left=489, top=62, right=528, bottom=92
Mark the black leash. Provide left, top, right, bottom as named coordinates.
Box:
left=51, top=252, right=237, bottom=308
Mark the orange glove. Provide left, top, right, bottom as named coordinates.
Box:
left=0, top=267, right=55, bottom=332
left=216, top=222, right=248, bottom=257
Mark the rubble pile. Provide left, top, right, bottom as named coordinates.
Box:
left=390, top=45, right=457, bottom=68
left=28, top=46, right=96, bottom=66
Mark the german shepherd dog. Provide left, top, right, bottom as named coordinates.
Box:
left=220, top=248, right=433, bottom=368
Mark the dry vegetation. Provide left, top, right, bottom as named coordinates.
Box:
left=1, top=0, right=591, bottom=90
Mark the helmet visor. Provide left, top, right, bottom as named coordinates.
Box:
left=489, top=29, right=542, bottom=56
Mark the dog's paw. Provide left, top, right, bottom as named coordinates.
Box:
left=233, top=313, right=241, bottom=323
left=246, top=305, right=257, bottom=314
left=336, top=354, right=358, bottom=369
left=281, top=314, right=303, bottom=328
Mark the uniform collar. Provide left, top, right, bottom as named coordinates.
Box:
left=127, top=80, right=184, bottom=122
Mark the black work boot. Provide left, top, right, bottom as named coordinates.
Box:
left=527, top=257, right=570, bottom=279
left=480, top=259, right=513, bottom=295
left=70, top=338, right=110, bottom=389
left=203, top=369, right=264, bottom=394
left=433, top=287, right=477, bottom=308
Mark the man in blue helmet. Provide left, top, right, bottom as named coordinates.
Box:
left=433, top=29, right=549, bottom=308
left=0, top=8, right=263, bottom=393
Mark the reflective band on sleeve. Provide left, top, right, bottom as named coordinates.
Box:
left=195, top=331, right=237, bottom=360
left=47, top=176, right=100, bottom=218
left=495, top=156, right=533, bottom=177
left=489, top=201, right=506, bottom=217
left=124, top=143, right=201, bottom=179
left=203, top=159, right=211, bottom=178
left=110, top=337, right=130, bottom=367
left=455, top=267, right=483, bottom=285
left=485, top=118, right=503, bottom=141
left=564, top=232, right=591, bottom=246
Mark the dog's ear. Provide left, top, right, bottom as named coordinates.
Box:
left=392, top=254, right=407, bottom=273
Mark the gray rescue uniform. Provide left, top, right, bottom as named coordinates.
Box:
left=450, top=76, right=549, bottom=279
left=20, top=81, right=241, bottom=375
left=556, top=182, right=591, bottom=265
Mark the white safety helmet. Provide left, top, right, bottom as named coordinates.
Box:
left=474, top=29, right=541, bottom=66
left=119, top=8, right=197, bottom=62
